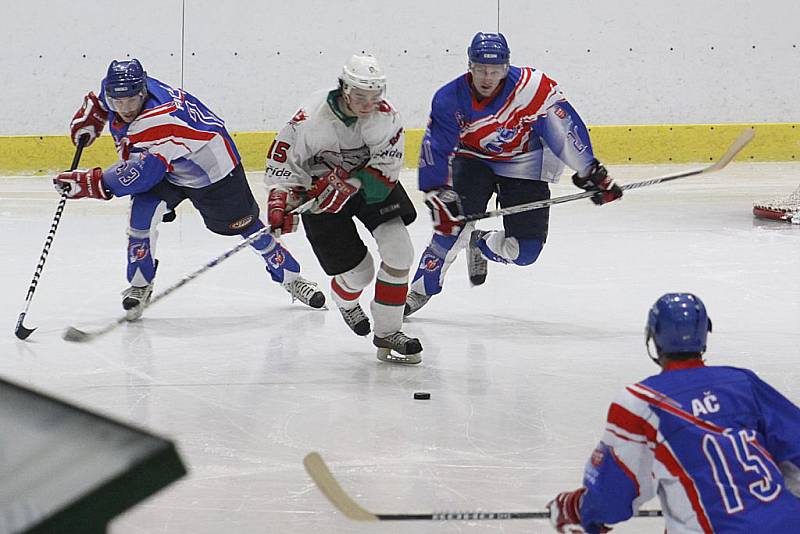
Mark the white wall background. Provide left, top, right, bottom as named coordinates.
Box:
left=2, top=0, right=799, bottom=135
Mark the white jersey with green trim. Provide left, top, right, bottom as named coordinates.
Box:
left=264, top=88, right=405, bottom=205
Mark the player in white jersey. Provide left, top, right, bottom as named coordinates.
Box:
left=54, top=59, right=324, bottom=319
left=265, top=55, right=422, bottom=364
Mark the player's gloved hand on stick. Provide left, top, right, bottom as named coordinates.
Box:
left=53, top=168, right=111, bottom=200
left=309, top=166, right=358, bottom=214
left=424, top=187, right=464, bottom=236
left=267, top=186, right=304, bottom=235
left=547, top=487, right=611, bottom=534
left=572, top=160, right=622, bottom=205
left=70, top=92, right=108, bottom=147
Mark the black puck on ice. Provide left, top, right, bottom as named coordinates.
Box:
left=413, top=392, right=431, bottom=400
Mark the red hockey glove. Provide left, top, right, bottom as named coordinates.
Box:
left=547, top=487, right=611, bottom=534
left=70, top=92, right=108, bottom=147
left=572, top=160, right=623, bottom=205
left=309, top=166, right=358, bottom=214
left=53, top=167, right=111, bottom=200
left=267, top=186, right=305, bottom=235
left=424, top=187, right=464, bottom=236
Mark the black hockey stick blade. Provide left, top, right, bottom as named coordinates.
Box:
left=14, top=134, right=89, bottom=341
left=14, top=313, right=36, bottom=340
left=304, top=452, right=661, bottom=522
left=464, top=127, right=755, bottom=222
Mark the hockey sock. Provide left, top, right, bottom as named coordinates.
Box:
left=371, top=264, right=408, bottom=337
left=243, top=221, right=301, bottom=284
left=477, top=232, right=543, bottom=266
left=127, top=235, right=157, bottom=286
left=330, top=253, right=374, bottom=309
left=127, top=193, right=167, bottom=286
left=410, top=230, right=469, bottom=296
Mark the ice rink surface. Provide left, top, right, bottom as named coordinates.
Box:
left=1, top=164, right=798, bottom=533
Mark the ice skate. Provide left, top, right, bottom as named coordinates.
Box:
left=373, top=331, right=422, bottom=365
left=404, top=291, right=430, bottom=317
left=282, top=276, right=326, bottom=309
left=467, top=230, right=488, bottom=286
left=337, top=303, right=371, bottom=336
left=121, top=282, right=154, bottom=321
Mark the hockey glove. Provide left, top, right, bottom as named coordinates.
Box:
left=572, top=160, right=622, bottom=205
left=424, top=187, right=464, bottom=236
left=53, top=167, right=111, bottom=200
left=267, top=186, right=305, bottom=235
left=309, top=166, right=359, bottom=214
left=547, top=487, right=611, bottom=534
left=70, top=92, right=108, bottom=147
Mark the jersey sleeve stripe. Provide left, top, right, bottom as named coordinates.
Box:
left=654, top=442, right=715, bottom=534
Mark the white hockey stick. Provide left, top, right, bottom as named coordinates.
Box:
left=464, top=127, right=755, bottom=222
left=303, top=452, right=662, bottom=522
left=62, top=199, right=316, bottom=343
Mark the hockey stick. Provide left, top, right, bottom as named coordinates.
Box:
left=303, top=452, right=663, bottom=522
left=463, top=127, right=755, bottom=222
left=62, top=198, right=316, bottom=343
left=15, top=135, right=89, bottom=340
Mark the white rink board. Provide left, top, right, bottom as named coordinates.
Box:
left=1, top=164, right=799, bottom=533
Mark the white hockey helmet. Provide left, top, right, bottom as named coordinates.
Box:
left=339, top=54, right=387, bottom=95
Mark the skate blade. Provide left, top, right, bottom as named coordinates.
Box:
left=375, top=348, right=422, bottom=365
left=124, top=307, right=144, bottom=321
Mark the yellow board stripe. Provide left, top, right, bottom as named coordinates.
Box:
left=1, top=123, right=797, bottom=175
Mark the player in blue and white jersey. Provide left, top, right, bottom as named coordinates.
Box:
left=548, top=293, right=800, bottom=533
left=404, top=32, right=622, bottom=316
left=54, top=59, right=324, bottom=319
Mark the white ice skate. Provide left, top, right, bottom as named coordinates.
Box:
left=337, top=303, right=371, bottom=336
left=373, top=332, right=423, bottom=365
left=467, top=230, right=488, bottom=286
left=283, top=276, right=326, bottom=309
left=404, top=291, right=430, bottom=317
left=121, top=283, right=154, bottom=321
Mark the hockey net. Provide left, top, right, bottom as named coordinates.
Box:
left=753, top=184, right=800, bottom=223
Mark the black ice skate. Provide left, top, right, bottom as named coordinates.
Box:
left=404, top=291, right=430, bottom=317
left=121, top=283, right=154, bottom=321
left=337, top=303, right=371, bottom=336
left=373, top=331, right=423, bottom=365
left=467, top=230, right=488, bottom=286
left=283, top=276, right=326, bottom=309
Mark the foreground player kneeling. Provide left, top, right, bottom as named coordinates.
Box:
left=265, top=55, right=422, bottom=364
left=55, top=59, right=324, bottom=321
left=548, top=293, right=800, bottom=533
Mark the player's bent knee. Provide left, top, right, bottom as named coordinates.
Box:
left=340, top=251, right=375, bottom=289
left=513, top=238, right=544, bottom=266
left=373, top=218, right=414, bottom=270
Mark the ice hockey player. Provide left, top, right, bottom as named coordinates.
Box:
left=548, top=292, right=800, bottom=533
left=405, top=32, right=623, bottom=317
left=55, top=59, right=324, bottom=320
left=264, top=54, right=422, bottom=364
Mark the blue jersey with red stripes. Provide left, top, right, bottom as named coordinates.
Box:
left=580, top=360, right=800, bottom=533
left=417, top=65, right=596, bottom=191
left=98, top=77, right=240, bottom=197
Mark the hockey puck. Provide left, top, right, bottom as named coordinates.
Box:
left=413, top=392, right=431, bottom=400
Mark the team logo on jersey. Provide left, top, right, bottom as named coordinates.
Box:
left=289, top=109, right=308, bottom=125
left=590, top=443, right=606, bottom=466
left=389, top=127, right=403, bottom=146
left=554, top=105, right=567, bottom=119
left=455, top=112, right=467, bottom=131
left=485, top=126, right=519, bottom=154
left=315, top=146, right=370, bottom=173
left=228, top=215, right=254, bottom=230
left=128, top=242, right=149, bottom=263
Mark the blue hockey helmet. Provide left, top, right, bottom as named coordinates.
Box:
left=467, top=32, right=511, bottom=64
left=104, top=59, right=147, bottom=98
left=646, top=293, right=712, bottom=362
